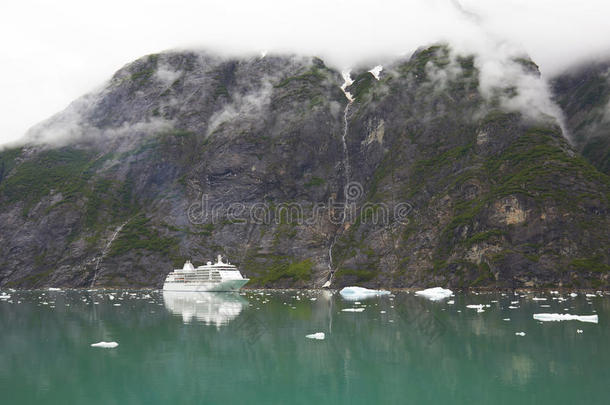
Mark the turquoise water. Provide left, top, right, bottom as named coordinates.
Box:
left=0, top=289, right=608, bottom=404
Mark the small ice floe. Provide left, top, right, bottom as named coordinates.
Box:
left=503, top=318, right=511, bottom=321
left=586, top=294, right=596, bottom=298
left=570, top=293, right=578, bottom=297
left=380, top=310, right=386, bottom=314
left=577, top=329, right=583, bottom=334
left=447, top=300, right=455, bottom=305
left=0, top=293, right=11, bottom=300
left=91, top=341, right=119, bottom=348
left=508, top=306, right=519, bottom=309
left=310, top=298, right=317, bottom=301
left=533, top=313, right=598, bottom=323
left=339, top=287, right=390, bottom=301
left=511, top=301, right=519, bottom=305
left=305, top=332, right=325, bottom=340
left=342, top=308, right=365, bottom=312
left=466, top=304, right=484, bottom=310
left=515, top=332, right=526, bottom=336
left=414, top=287, right=453, bottom=301
left=108, top=295, right=115, bottom=300
left=48, top=288, right=62, bottom=291
left=113, top=304, right=121, bottom=307
left=540, top=305, right=551, bottom=308
left=532, top=297, right=547, bottom=301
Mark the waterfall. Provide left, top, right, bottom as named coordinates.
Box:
left=90, top=220, right=129, bottom=288
left=324, top=71, right=354, bottom=288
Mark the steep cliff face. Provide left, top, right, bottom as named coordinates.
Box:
left=0, top=45, right=608, bottom=289
left=552, top=61, right=610, bottom=175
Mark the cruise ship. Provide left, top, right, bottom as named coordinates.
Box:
left=162, top=255, right=249, bottom=292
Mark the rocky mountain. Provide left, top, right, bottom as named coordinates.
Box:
left=0, top=45, right=608, bottom=289
left=552, top=61, right=610, bottom=175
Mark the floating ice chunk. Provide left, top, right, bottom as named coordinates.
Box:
left=0, top=294, right=11, bottom=300
left=515, top=332, right=526, bottom=336
left=447, top=300, right=455, bottom=305
left=532, top=297, right=547, bottom=301
left=108, top=295, right=115, bottom=300
left=503, top=318, right=511, bottom=321
left=48, top=288, right=62, bottom=291
left=570, top=293, right=578, bottom=297
left=511, top=301, right=519, bottom=304
left=91, top=341, right=118, bottom=348
left=342, top=308, right=365, bottom=312
left=577, top=329, right=583, bottom=334
left=508, top=306, right=519, bottom=309
left=339, top=287, right=390, bottom=301
left=586, top=294, right=596, bottom=298
left=306, top=332, right=325, bottom=340
left=466, top=304, right=484, bottom=310
left=414, top=287, right=453, bottom=301
left=380, top=310, right=386, bottom=314
left=533, top=313, right=598, bottom=323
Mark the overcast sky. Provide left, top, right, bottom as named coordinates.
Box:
left=1, top=0, right=609, bottom=146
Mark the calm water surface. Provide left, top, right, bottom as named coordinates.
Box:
left=0, top=289, right=608, bottom=404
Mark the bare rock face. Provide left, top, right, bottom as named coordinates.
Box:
left=0, top=45, right=608, bottom=289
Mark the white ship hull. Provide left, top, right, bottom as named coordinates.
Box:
left=163, top=278, right=249, bottom=292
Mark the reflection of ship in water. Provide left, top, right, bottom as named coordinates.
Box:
left=162, top=291, right=248, bottom=327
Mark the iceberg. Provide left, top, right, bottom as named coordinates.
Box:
left=91, top=341, right=119, bottom=348
left=48, top=288, right=62, bottom=291
left=414, top=287, right=453, bottom=301
left=341, top=308, right=365, bottom=312
left=305, top=332, right=325, bottom=340
left=515, top=332, right=526, bottom=336
left=339, top=286, right=390, bottom=301
left=533, top=313, right=598, bottom=323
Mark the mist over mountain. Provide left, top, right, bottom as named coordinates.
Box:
left=552, top=61, right=610, bottom=174
left=0, top=44, right=608, bottom=289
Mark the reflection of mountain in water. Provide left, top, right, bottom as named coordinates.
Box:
left=162, top=291, right=248, bottom=326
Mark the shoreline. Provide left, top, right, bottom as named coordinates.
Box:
left=2, top=286, right=609, bottom=294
